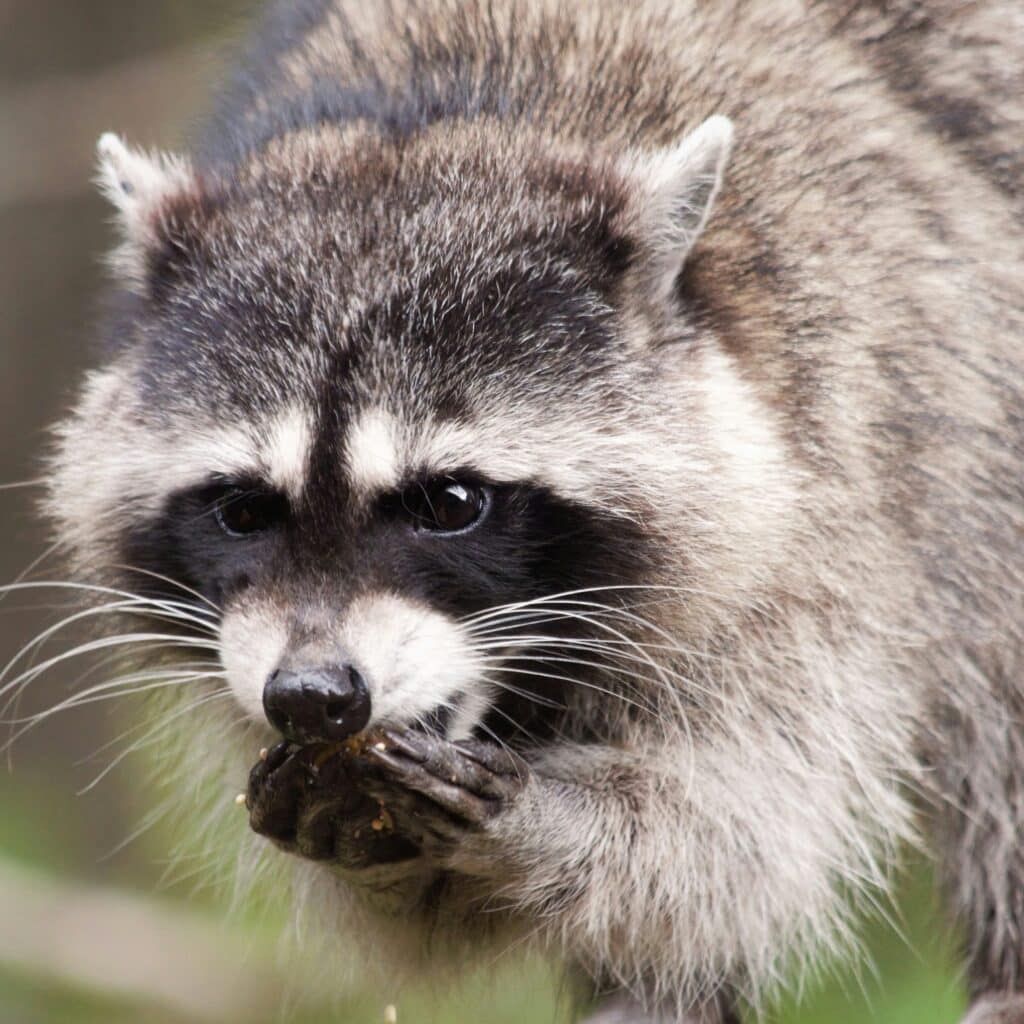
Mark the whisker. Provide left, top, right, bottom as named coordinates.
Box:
left=461, top=698, right=537, bottom=778
left=474, top=636, right=752, bottom=729
left=100, top=801, right=173, bottom=862
left=480, top=662, right=659, bottom=718
left=0, top=598, right=219, bottom=695
left=0, top=632, right=220, bottom=709
left=475, top=675, right=566, bottom=711
left=0, top=477, right=48, bottom=491
left=109, top=564, right=222, bottom=615
left=476, top=648, right=664, bottom=699
left=473, top=634, right=691, bottom=677
left=464, top=598, right=705, bottom=659
left=0, top=581, right=220, bottom=628
left=0, top=583, right=219, bottom=698
left=79, top=689, right=234, bottom=794
left=4, top=672, right=225, bottom=748
left=0, top=539, right=67, bottom=608
left=5, top=666, right=223, bottom=724
left=475, top=698, right=546, bottom=748
left=459, top=584, right=714, bottom=627
left=0, top=578, right=214, bottom=609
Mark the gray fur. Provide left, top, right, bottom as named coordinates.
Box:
left=40, top=1, right=1024, bottom=1021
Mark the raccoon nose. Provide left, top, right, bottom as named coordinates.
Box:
left=262, top=664, right=371, bottom=744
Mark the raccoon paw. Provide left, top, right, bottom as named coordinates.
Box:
left=246, top=741, right=420, bottom=870
left=359, top=730, right=529, bottom=853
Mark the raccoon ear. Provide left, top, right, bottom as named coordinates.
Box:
left=627, top=115, right=733, bottom=306
left=95, top=133, right=196, bottom=286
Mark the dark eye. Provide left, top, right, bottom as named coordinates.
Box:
left=406, top=479, right=489, bottom=534
left=213, top=487, right=287, bottom=537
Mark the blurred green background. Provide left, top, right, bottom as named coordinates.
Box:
left=0, top=1, right=968, bottom=1021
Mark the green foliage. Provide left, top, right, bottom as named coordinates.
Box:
left=0, top=772, right=967, bottom=1024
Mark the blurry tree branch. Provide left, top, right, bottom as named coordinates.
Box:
left=0, top=856, right=317, bottom=1022
left=0, top=43, right=222, bottom=208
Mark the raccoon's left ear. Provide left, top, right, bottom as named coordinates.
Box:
left=625, top=115, right=734, bottom=307
left=95, top=133, right=197, bottom=288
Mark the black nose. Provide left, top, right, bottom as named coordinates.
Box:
left=263, top=664, right=372, bottom=744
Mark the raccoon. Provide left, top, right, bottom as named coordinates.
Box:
left=35, top=0, right=1024, bottom=1020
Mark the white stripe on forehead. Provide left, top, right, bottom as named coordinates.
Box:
left=261, top=405, right=315, bottom=497
left=411, top=419, right=634, bottom=504
left=345, top=407, right=403, bottom=493
left=142, top=405, right=314, bottom=498
left=342, top=403, right=674, bottom=518
left=87, top=403, right=315, bottom=515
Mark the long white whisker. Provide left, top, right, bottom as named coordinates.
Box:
left=465, top=598, right=706, bottom=659
left=481, top=663, right=659, bottom=717
left=477, top=649, right=666, bottom=700
left=472, top=598, right=710, bottom=681
left=460, top=697, right=536, bottom=778
left=471, top=631, right=692, bottom=681
left=462, top=594, right=682, bottom=631
left=109, top=564, right=222, bottom=615
left=459, top=584, right=716, bottom=627
left=0, top=539, right=66, bottom=608
left=101, top=802, right=173, bottom=862
left=472, top=601, right=700, bottom=727
left=0, top=632, right=220, bottom=707
left=5, top=665, right=223, bottom=723
left=0, top=477, right=47, bottom=490
left=4, top=672, right=225, bottom=747
left=0, top=599, right=219, bottom=697
left=474, top=636, right=745, bottom=725
left=475, top=697, right=546, bottom=747
left=476, top=675, right=567, bottom=710
left=0, top=584, right=220, bottom=646
left=0, top=584, right=219, bottom=695
left=79, top=689, right=234, bottom=794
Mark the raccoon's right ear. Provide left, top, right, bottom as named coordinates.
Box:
left=624, top=115, right=734, bottom=309
left=95, top=133, right=198, bottom=290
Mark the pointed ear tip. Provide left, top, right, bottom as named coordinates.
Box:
left=96, top=132, right=126, bottom=162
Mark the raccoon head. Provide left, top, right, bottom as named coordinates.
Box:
left=48, top=116, right=794, bottom=748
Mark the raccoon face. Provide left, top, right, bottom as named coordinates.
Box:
left=48, top=116, right=786, bottom=746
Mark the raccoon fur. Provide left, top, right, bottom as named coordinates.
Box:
left=37, top=0, right=1024, bottom=1021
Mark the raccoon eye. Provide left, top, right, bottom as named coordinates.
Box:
left=406, top=479, right=489, bottom=534
left=213, top=487, right=287, bottom=537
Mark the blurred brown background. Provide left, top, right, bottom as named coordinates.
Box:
left=1, top=0, right=255, bottom=879
left=0, top=2, right=968, bottom=1022
left=0, top=4, right=332, bottom=1021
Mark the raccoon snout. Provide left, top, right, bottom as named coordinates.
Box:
left=262, top=663, right=372, bottom=744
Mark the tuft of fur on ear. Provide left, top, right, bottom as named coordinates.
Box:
left=95, top=133, right=196, bottom=287
left=626, top=114, right=734, bottom=308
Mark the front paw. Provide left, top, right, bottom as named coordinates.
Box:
left=246, top=741, right=420, bottom=870
left=359, top=731, right=529, bottom=859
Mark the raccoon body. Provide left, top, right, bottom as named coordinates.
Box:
left=44, top=1, right=1024, bottom=1021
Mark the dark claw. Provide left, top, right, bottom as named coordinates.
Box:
left=380, top=729, right=524, bottom=797
left=364, top=745, right=490, bottom=823
left=245, top=740, right=293, bottom=812
left=247, top=742, right=307, bottom=841
left=380, top=728, right=428, bottom=763
left=245, top=732, right=528, bottom=872
left=453, top=737, right=526, bottom=778
left=263, top=740, right=293, bottom=772
left=245, top=743, right=421, bottom=868
left=363, top=732, right=527, bottom=827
